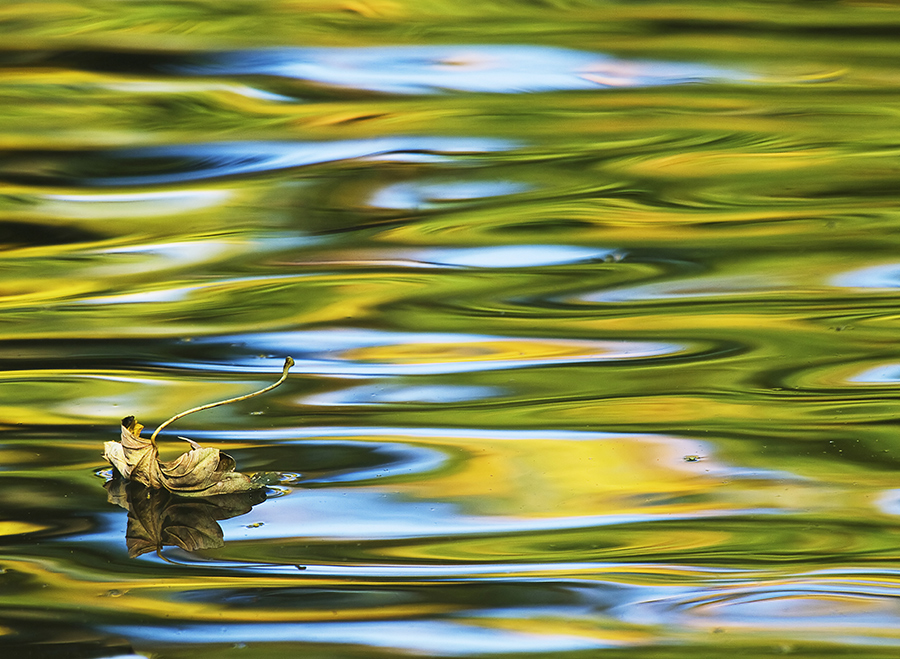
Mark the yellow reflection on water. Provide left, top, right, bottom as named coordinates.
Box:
left=392, top=433, right=716, bottom=518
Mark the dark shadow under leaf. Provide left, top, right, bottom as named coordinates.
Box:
left=105, top=479, right=266, bottom=558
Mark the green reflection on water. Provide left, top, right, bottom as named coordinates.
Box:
left=2, top=0, right=900, bottom=656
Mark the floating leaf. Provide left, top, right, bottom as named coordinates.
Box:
left=103, top=357, right=293, bottom=497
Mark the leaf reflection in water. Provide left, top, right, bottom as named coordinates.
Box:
left=105, top=479, right=266, bottom=558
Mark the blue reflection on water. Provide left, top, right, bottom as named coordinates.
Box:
left=221, top=487, right=776, bottom=541
left=831, top=263, right=900, bottom=289
left=188, top=426, right=665, bottom=442
left=89, top=138, right=518, bottom=186
left=184, top=45, right=741, bottom=94
left=848, top=363, right=900, bottom=383
left=152, top=559, right=731, bottom=578
left=418, top=244, right=614, bottom=268
left=304, top=383, right=502, bottom=405
left=105, top=619, right=615, bottom=654
left=370, top=180, right=530, bottom=208
left=876, top=489, right=900, bottom=516
left=179, top=329, right=684, bottom=376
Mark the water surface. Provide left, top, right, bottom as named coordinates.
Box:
left=3, top=1, right=900, bottom=657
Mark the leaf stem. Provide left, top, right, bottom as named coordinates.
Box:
left=150, top=357, right=294, bottom=443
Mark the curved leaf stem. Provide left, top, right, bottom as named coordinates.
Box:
left=150, top=357, right=294, bottom=443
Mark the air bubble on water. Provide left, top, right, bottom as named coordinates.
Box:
left=265, top=486, right=291, bottom=498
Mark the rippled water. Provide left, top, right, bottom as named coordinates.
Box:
left=4, top=2, right=900, bottom=657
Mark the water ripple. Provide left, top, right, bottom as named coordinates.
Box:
left=180, top=329, right=687, bottom=376
left=417, top=245, right=614, bottom=268
left=105, top=619, right=615, bottom=654
left=370, top=180, right=530, bottom=209
left=305, top=383, right=502, bottom=406
left=282, top=245, right=621, bottom=270
left=623, top=577, right=900, bottom=637
left=5, top=8, right=898, bottom=657
left=0, top=138, right=517, bottom=187
left=218, top=488, right=774, bottom=541
left=37, top=189, right=231, bottom=218
left=180, top=45, right=742, bottom=95
left=776, top=358, right=900, bottom=391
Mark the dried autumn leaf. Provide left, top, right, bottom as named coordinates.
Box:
left=103, top=357, right=293, bottom=497
left=105, top=416, right=265, bottom=496
left=158, top=443, right=258, bottom=497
